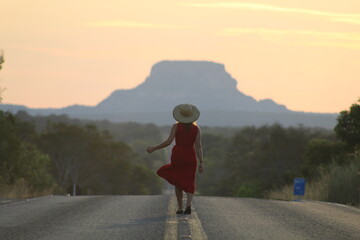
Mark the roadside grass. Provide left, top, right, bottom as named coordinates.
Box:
left=0, top=178, right=55, bottom=199
left=267, top=177, right=329, bottom=202
left=267, top=160, right=360, bottom=207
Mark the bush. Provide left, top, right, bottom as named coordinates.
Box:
left=38, top=122, right=162, bottom=195
left=267, top=154, right=360, bottom=206
left=301, top=139, right=346, bottom=179
left=223, top=124, right=319, bottom=197
left=0, top=178, right=56, bottom=199
left=335, top=100, right=360, bottom=151
left=325, top=159, right=360, bottom=205
left=0, top=111, right=56, bottom=196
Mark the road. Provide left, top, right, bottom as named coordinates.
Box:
left=1, top=195, right=360, bottom=240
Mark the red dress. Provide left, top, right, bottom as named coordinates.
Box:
left=157, top=123, right=198, bottom=194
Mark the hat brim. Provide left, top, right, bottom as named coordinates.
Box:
left=173, top=104, right=200, bottom=123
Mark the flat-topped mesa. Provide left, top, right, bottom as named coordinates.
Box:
left=97, top=60, right=288, bottom=112
left=141, top=60, right=237, bottom=92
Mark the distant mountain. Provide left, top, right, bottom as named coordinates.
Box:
left=97, top=61, right=288, bottom=113
left=0, top=60, right=338, bottom=128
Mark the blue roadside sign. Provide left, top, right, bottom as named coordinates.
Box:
left=293, top=178, right=306, bottom=196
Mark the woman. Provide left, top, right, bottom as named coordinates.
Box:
left=147, top=104, right=203, bottom=214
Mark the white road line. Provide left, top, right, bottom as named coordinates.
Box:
left=0, top=195, right=53, bottom=208
left=188, top=206, right=208, bottom=240
left=164, top=195, right=178, bottom=240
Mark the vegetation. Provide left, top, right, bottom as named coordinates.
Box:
left=1, top=98, right=360, bottom=206
left=266, top=100, right=360, bottom=206
left=14, top=111, right=165, bottom=170
left=197, top=99, right=360, bottom=207
left=37, top=122, right=161, bottom=195
left=268, top=156, right=360, bottom=205
left=0, top=49, right=4, bottom=103
left=0, top=111, right=162, bottom=198
left=197, top=124, right=333, bottom=197
left=0, top=112, right=55, bottom=198
left=335, top=99, right=360, bottom=151
left=0, top=50, right=4, bottom=70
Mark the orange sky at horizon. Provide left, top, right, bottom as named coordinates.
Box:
left=1, top=0, right=360, bottom=113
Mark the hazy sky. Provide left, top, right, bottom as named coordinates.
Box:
left=1, top=0, right=360, bottom=113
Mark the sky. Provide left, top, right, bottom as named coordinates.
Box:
left=1, top=0, right=360, bottom=113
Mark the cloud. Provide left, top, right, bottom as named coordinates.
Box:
left=221, top=28, right=360, bottom=41
left=86, top=20, right=185, bottom=29
left=23, top=47, right=104, bottom=59
left=333, top=18, right=360, bottom=25
left=219, top=28, right=360, bottom=49
left=183, top=2, right=360, bottom=25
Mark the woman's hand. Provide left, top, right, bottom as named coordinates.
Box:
left=146, top=147, right=155, bottom=153
left=198, top=163, right=203, bottom=173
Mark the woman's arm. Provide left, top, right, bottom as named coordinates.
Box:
left=147, top=124, right=177, bottom=153
left=195, top=127, right=204, bottom=173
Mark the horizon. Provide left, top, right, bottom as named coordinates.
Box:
left=1, top=0, right=360, bottom=114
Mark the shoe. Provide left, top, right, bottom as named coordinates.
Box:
left=176, top=209, right=184, bottom=214
left=184, top=206, right=191, bottom=214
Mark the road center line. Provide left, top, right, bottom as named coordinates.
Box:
left=188, top=206, right=208, bottom=240
left=164, top=195, right=178, bottom=240
left=164, top=195, right=208, bottom=240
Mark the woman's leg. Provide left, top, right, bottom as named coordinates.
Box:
left=186, top=193, right=193, bottom=207
left=175, top=187, right=183, bottom=210
left=184, top=192, right=193, bottom=214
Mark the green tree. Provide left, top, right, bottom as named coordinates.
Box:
left=38, top=122, right=161, bottom=194
left=301, top=139, right=345, bottom=179
left=325, top=158, right=360, bottom=205
left=0, top=50, right=4, bottom=70
left=0, top=49, right=4, bottom=102
left=196, top=133, right=230, bottom=196
left=38, top=123, right=122, bottom=191
left=335, top=99, right=360, bottom=151
left=223, top=124, right=315, bottom=197
left=0, top=111, right=55, bottom=192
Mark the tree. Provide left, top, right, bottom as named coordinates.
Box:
left=0, top=49, right=4, bottom=70
left=301, top=138, right=345, bottom=179
left=196, top=133, right=230, bottom=196
left=0, top=111, right=55, bottom=192
left=0, top=49, right=4, bottom=102
left=37, top=122, right=161, bottom=194
left=37, top=123, right=118, bottom=190
left=335, top=99, right=360, bottom=151
left=223, top=124, right=315, bottom=197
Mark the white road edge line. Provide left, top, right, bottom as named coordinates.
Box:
left=0, top=195, right=53, bottom=208
left=164, top=195, right=178, bottom=240
left=188, top=206, right=208, bottom=240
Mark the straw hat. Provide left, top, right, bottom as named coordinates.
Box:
left=173, top=104, right=200, bottom=123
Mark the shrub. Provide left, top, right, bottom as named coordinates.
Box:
left=267, top=155, right=360, bottom=206
left=325, top=159, right=360, bottom=205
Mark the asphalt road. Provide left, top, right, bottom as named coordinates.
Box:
left=1, top=195, right=360, bottom=240
left=195, top=196, right=360, bottom=240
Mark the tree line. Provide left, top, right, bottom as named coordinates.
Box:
left=0, top=111, right=162, bottom=197
left=1, top=99, right=359, bottom=206
left=197, top=100, right=360, bottom=205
